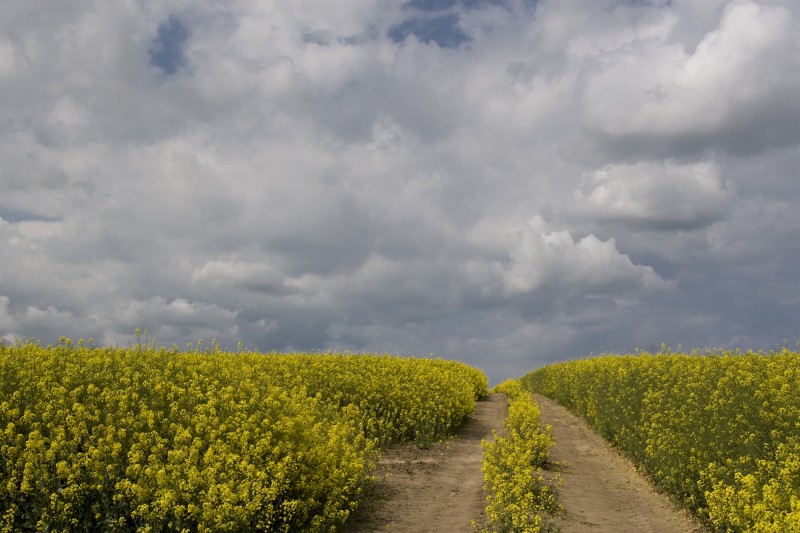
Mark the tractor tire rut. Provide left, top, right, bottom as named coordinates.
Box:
left=342, top=393, right=507, bottom=533
left=535, top=394, right=707, bottom=533
left=343, top=393, right=708, bottom=532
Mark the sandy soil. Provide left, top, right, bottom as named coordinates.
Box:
left=341, top=393, right=508, bottom=533
left=342, top=393, right=708, bottom=532
left=534, top=394, right=708, bottom=533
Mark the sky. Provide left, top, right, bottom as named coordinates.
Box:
left=1, top=0, right=799, bottom=384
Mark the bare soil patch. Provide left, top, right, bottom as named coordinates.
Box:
left=534, top=394, right=707, bottom=533
left=341, top=393, right=507, bottom=533
left=343, top=392, right=707, bottom=532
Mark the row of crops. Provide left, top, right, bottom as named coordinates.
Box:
left=479, top=380, right=560, bottom=533
left=521, top=348, right=800, bottom=532
left=0, top=338, right=487, bottom=532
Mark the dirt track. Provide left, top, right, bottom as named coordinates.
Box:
left=343, top=393, right=707, bottom=532
left=341, top=393, right=507, bottom=532
left=535, top=394, right=707, bottom=532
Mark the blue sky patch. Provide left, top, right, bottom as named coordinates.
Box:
left=407, top=0, right=458, bottom=10
left=389, top=14, right=471, bottom=48
left=462, top=0, right=512, bottom=7
left=0, top=207, right=60, bottom=224
left=409, top=0, right=512, bottom=11
left=149, top=15, right=189, bottom=75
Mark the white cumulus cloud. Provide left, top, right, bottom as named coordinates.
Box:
left=503, top=217, right=672, bottom=296
left=1, top=0, right=799, bottom=383
left=581, top=0, right=800, bottom=154
left=572, top=160, right=733, bottom=231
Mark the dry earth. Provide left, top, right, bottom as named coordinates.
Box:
left=341, top=393, right=507, bottom=533
left=535, top=394, right=708, bottom=533
left=342, top=393, right=708, bottom=532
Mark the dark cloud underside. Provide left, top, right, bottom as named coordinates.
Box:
left=1, top=0, right=798, bottom=383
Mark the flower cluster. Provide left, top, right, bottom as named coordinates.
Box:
left=521, top=347, right=800, bottom=532
left=0, top=339, right=487, bottom=531
left=480, top=380, right=560, bottom=533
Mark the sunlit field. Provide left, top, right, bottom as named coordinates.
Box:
left=522, top=348, right=800, bottom=531
left=0, top=337, right=486, bottom=532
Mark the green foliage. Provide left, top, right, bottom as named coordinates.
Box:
left=0, top=340, right=487, bottom=532
left=521, top=349, right=800, bottom=532
left=479, top=380, right=560, bottom=533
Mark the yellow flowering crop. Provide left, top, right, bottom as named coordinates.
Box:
left=521, top=348, right=800, bottom=532
left=480, top=380, right=560, bottom=533
left=0, top=338, right=487, bottom=531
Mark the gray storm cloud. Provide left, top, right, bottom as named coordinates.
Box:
left=1, top=0, right=799, bottom=383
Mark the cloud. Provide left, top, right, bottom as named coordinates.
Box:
left=503, top=216, right=673, bottom=296
left=1, top=0, right=799, bottom=383
left=572, top=160, right=733, bottom=231
left=109, top=297, right=239, bottom=344
left=0, top=296, right=19, bottom=339
left=580, top=0, right=800, bottom=156
left=191, top=260, right=294, bottom=295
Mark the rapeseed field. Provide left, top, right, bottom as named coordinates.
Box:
left=522, top=348, right=800, bottom=532
left=0, top=337, right=486, bottom=532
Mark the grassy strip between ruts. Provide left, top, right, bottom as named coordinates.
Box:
left=477, top=379, right=561, bottom=533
